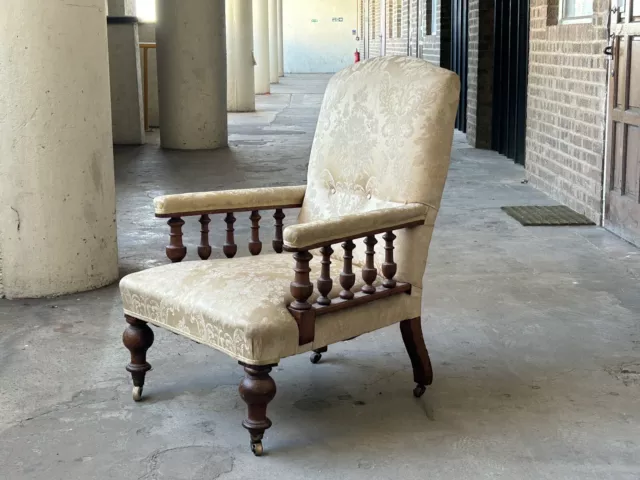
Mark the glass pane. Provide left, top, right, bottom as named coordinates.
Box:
left=564, top=0, right=593, bottom=18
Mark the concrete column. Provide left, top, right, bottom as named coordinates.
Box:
left=252, top=0, right=271, bottom=94
left=107, top=0, right=145, bottom=145
left=107, top=0, right=135, bottom=16
left=226, top=0, right=256, bottom=112
left=0, top=0, right=118, bottom=298
left=277, top=0, right=284, bottom=77
left=268, top=0, right=279, bottom=84
left=156, top=0, right=227, bottom=150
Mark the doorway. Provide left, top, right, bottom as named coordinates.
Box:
left=604, top=1, right=640, bottom=245
left=450, top=0, right=469, bottom=132
left=491, top=0, right=529, bottom=165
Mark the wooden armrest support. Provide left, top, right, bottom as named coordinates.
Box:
left=286, top=219, right=416, bottom=345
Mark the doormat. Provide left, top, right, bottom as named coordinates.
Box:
left=501, top=205, right=595, bottom=226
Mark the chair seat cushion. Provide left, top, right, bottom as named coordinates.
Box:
left=120, top=254, right=421, bottom=365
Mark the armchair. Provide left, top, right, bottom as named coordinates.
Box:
left=119, top=56, right=460, bottom=456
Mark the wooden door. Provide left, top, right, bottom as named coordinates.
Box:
left=605, top=0, right=640, bottom=244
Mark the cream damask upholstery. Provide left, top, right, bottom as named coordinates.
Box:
left=283, top=203, right=428, bottom=249
left=120, top=56, right=459, bottom=455
left=154, top=185, right=306, bottom=216
left=299, top=57, right=459, bottom=288
left=121, top=254, right=421, bottom=365
left=121, top=56, right=459, bottom=364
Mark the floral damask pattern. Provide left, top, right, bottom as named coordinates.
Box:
left=121, top=56, right=459, bottom=365
left=121, top=254, right=422, bottom=365
left=298, top=56, right=460, bottom=288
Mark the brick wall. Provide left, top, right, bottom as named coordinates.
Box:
left=526, top=0, right=609, bottom=222
left=358, top=0, right=445, bottom=67
left=466, top=0, right=494, bottom=148
left=386, top=0, right=411, bottom=55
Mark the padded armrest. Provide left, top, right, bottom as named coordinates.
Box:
left=154, top=185, right=306, bottom=217
left=283, top=203, right=428, bottom=251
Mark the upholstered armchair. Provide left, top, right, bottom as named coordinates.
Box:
left=120, top=56, right=460, bottom=456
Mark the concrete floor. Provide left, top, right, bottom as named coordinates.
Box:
left=2, top=75, right=640, bottom=479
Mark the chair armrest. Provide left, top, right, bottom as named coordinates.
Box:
left=154, top=185, right=306, bottom=217
left=282, top=203, right=428, bottom=251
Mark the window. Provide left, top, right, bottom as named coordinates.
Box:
left=388, top=0, right=394, bottom=38
left=560, top=0, right=593, bottom=22
left=136, top=0, right=156, bottom=22
left=396, top=0, right=402, bottom=38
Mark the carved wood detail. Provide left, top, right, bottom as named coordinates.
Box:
left=273, top=209, right=285, bottom=253
left=224, top=212, right=238, bottom=258
left=339, top=240, right=356, bottom=300
left=361, top=235, right=378, bottom=294
left=317, top=245, right=334, bottom=306
left=166, top=217, right=187, bottom=262
left=382, top=231, right=397, bottom=288
left=249, top=210, right=262, bottom=256
left=197, top=214, right=212, bottom=260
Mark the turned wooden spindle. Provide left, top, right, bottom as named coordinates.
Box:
left=249, top=210, right=262, bottom=255
left=290, top=251, right=314, bottom=310
left=361, top=235, right=378, bottom=294
left=317, top=245, right=334, bottom=306
left=166, top=217, right=187, bottom=262
left=339, top=240, right=356, bottom=300
left=381, top=231, right=397, bottom=288
left=223, top=213, right=238, bottom=258
left=197, top=214, right=212, bottom=260
left=272, top=209, right=285, bottom=253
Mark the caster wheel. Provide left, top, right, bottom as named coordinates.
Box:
left=251, top=441, right=264, bottom=456
left=310, top=352, right=322, bottom=364
left=413, top=384, right=426, bottom=398
left=132, top=386, right=143, bottom=402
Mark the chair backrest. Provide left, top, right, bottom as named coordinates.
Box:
left=298, top=56, right=460, bottom=288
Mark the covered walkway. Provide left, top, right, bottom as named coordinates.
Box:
left=1, top=75, right=639, bottom=479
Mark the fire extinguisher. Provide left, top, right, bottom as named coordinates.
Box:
left=354, top=49, right=361, bottom=63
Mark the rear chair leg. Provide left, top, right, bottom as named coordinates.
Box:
left=239, top=363, right=277, bottom=456
left=400, top=317, right=433, bottom=398
left=310, top=346, right=327, bottom=364
left=123, top=315, right=154, bottom=402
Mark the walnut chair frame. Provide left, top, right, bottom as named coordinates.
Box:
left=120, top=56, right=459, bottom=456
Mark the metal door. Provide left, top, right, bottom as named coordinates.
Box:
left=491, top=0, right=529, bottom=165
left=450, top=0, right=468, bottom=132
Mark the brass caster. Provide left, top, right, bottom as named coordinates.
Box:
left=132, top=386, right=143, bottom=402
left=310, top=352, right=322, bottom=364
left=413, top=384, right=426, bottom=398
left=251, top=441, right=264, bottom=456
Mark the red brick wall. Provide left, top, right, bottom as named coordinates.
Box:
left=526, top=0, right=609, bottom=222
left=358, top=0, right=446, bottom=66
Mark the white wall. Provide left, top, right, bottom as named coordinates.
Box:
left=283, top=0, right=359, bottom=73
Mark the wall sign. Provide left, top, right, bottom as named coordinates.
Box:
left=332, top=17, right=344, bottom=22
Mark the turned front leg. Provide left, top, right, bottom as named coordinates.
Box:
left=239, top=363, right=277, bottom=456
left=123, top=316, right=155, bottom=402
